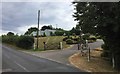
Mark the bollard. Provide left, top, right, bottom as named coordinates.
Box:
left=88, top=47, right=90, bottom=62
left=60, top=42, right=62, bottom=49
left=78, top=43, right=80, bottom=50
left=43, top=42, right=46, bottom=50
left=112, top=54, right=115, bottom=69
left=33, top=43, right=36, bottom=50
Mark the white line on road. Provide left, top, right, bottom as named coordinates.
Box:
left=14, top=61, right=29, bottom=72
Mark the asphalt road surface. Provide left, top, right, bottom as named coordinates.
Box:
left=2, top=44, right=82, bottom=72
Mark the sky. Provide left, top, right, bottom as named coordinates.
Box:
left=1, top=1, right=77, bottom=35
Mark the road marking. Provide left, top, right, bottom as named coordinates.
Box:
left=14, top=61, right=29, bottom=72
left=2, top=69, right=12, bottom=72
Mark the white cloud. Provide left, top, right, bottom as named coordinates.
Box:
left=2, top=0, right=74, bottom=2
left=2, top=2, right=77, bottom=35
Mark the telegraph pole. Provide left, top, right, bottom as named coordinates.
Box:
left=36, top=10, right=40, bottom=49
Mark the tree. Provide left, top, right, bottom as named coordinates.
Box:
left=7, top=32, right=14, bottom=36
left=55, top=30, right=64, bottom=36
left=24, top=27, right=38, bottom=35
left=73, top=2, right=120, bottom=69
left=70, top=27, right=81, bottom=35
left=41, top=25, right=53, bottom=31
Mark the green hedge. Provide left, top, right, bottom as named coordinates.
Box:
left=16, top=36, right=34, bottom=49
left=2, top=35, right=34, bottom=50
left=66, top=39, right=74, bottom=44
left=2, top=35, right=18, bottom=45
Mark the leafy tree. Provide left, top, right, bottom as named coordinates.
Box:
left=73, top=2, right=120, bottom=69
left=55, top=30, right=64, bottom=36
left=41, top=25, right=53, bottom=31
left=7, top=32, right=14, bottom=36
left=64, top=31, right=71, bottom=36
left=24, top=27, right=38, bottom=35
left=70, top=27, right=81, bottom=35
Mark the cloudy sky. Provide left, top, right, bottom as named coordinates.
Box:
left=1, top=1, right=77, bottom=35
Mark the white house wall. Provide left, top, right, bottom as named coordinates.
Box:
left=31, top=29, right=56, bottom=36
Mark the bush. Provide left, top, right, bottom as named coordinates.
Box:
left=16, top=36, right=34, bottom=49
left=82, top=34, right=90, bottom=40
left=73, top=38, right=79, bottom=41
left=66, top=39, right=74, bottom=44
left=96, top=36, right=102, bottom=39
left=2, top=35, right=18, bottom=45
left=88, top=36, right=97, bottom=41
left=63, top=37, right=68, bottom=41
left=101, top=44, right=110, bottom=57
left=55, top=30, right=64, bottom=36
left=63, top=36, right=73, bottom=41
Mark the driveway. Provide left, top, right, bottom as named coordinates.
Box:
left=22, top=39, right=104, bottom=66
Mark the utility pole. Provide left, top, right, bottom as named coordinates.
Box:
left=36, top=10, right=40, bottom=49
left=56, top=24, right=57, bottom=29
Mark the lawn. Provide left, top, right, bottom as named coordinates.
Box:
left=34, top=36, right=69, bottom=50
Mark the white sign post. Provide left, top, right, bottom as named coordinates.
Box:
left=60, top=42, right=62, bottom=50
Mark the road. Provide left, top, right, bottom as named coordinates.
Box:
left=2, top=39, right=103, bottom=72
left=2, top=45, right=82, bottom=72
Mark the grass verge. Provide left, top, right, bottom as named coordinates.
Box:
left=69, top=48, right=119, bottom=72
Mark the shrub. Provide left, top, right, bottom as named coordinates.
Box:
left=55, top=30, right=64, bottom=36
left=88, top=36, right=97, bottom=41
left=66, top=39, right=74, bottom=44
left=2, top=35, right=18, bottom=45
left=96, top=36, right=102, bottom=39
left=16, top=36, right=34, bottom=49
left=82, top=34, right=90, bottom=40
left=73, top=38, right=79, bottom=41
left=101, top=44, right=110, bottom=57
left=63, top=37, right=68, bottom=41
left=63, top=36, right=73, bottom=41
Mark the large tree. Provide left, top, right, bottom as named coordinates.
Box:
left=7, top=32, right=14, bottom=36
left=24, top=27, right=38, bottom=35
left=73, top=2, right=120, bottom=69
left=41, top=25, right=53, bottom=31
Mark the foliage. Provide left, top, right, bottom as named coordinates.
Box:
left=101, top=44, right=110, bottom=58
left=66, top=39, right=74, bottom=44
left=55, top=30, right=64, bottom=36
left=88, top=35, right=97, bottom=41
left=7, top=32, right=14, bottom=36
left=73, top=2, right=120, bottom=69
left=43, top=33, right=46, bottom=37
left=64, top=31, right=71, bottom=36
left=2, top=35, right=18, bottom=45
left=63, top=37, right=68, bottom=41
left=2, top=32, right=34, bottom=50
left=41, top=25, right=53, bottom=31
left=82, top=34, right=90, bottom=40
left=24, top=27, right=38, bottom=35
left=16, top=36, right=34, bottom=49
left=70, top=27, right=81, bottom=35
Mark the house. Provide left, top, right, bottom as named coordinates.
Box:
left=31, top=29, right=56, bottom=36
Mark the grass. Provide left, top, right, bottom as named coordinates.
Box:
left=69, top=48, right=119, bottom=72
left=34, top=36, right=69, bottom=50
